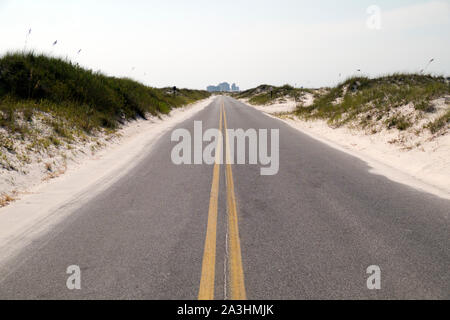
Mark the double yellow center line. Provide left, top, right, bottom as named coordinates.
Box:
left=198, top=101, right=247, bottom=300
left=198, top=103, right=223, bottom=300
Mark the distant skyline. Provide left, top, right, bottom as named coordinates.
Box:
left=0, top=0, right=449, bottom=90
left=207, top=82, right=240, bottom=92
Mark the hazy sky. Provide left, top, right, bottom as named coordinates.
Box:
left=1, top=0, right=449, bottom=89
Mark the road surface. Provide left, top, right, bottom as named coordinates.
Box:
left=0, top=96, right=448, bottom=299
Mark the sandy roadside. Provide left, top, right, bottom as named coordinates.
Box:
left=242, top=100, right=450, bottom=200
left=0, top=97, right=215, bottom=265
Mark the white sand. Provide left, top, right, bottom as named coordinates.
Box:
left=240, top=93, right=314, bottom=114
left=240, top=98, right=298, bottom=114
left=0, top=97, right=215, bottom=266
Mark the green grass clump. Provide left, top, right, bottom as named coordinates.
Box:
left=0, top=52, right=210, bottom=135
left=386, top=115, right=412, bottom=131
left=426, top=110, right=450, bottom=134
left=0, top=132, right=15, bottom=152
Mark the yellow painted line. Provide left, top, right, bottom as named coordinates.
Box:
left=223, top=104, right=247, bottom=300
left=198, top=103, right=223, bottom=300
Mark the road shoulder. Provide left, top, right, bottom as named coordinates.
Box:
left=240, top=99, right=450, bottom=200
left=0, top=97, right=216, bottom=266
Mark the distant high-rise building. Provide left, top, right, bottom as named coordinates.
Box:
left=207, top=85, right=219, bottom=92
left=206, top=82, right=238, bottom=92
left=218, top=82, right=231, bottom=92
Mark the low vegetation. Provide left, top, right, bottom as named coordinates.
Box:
left=0, top=52, right=210, bottom=173
left=294, top=74, right=449, bottom=133
left=426, top=109, right=450, bottom=134
left=0, top=52, right=210, bottom=131
left=237, top=74, right=450, bottom=153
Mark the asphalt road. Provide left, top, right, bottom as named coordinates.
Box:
left=0, top=96, right=448, bottom=299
